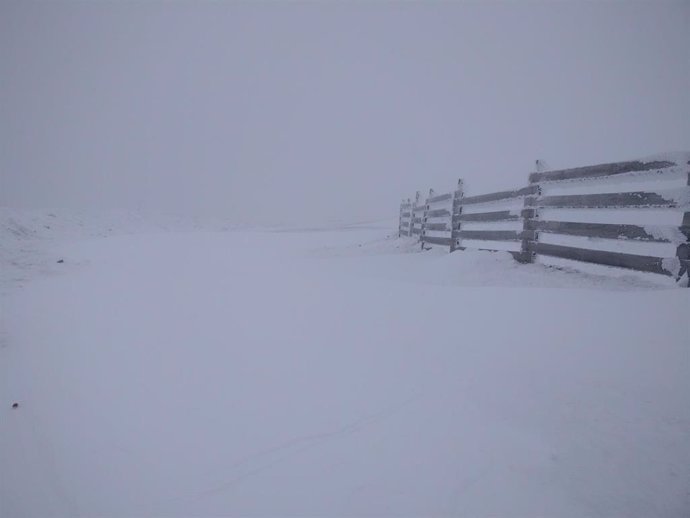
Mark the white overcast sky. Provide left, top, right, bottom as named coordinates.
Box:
left=2, top=1, right=689, bottom=224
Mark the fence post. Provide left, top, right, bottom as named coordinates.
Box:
left=421, top=189, right=433, bottom=250
left=517, top=183, right=541, bottom=264
left=398, top=200, right=402, bottom=237
left=676, top=169, right=690, bottom=285
left=412, top=191, right=421, bottom=239
left=399, top=199, right=407, bottom=237
left=450, top=179, right=464, bottom=252
left=405, top=198, right=412, bottom=236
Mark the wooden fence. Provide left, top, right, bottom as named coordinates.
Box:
left=398, top=156, right=690, bottom=284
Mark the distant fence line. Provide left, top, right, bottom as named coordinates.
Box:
left=398, top=157, right=690, bottom=284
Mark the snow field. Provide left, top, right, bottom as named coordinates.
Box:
left=1, top=213, right=688, bottom=517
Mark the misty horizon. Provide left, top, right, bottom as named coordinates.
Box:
left=2, top=1, right=689, bottom=224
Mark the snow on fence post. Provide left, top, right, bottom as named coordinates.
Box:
left=517, top=181, right=541, bottom=264
left=421, top=189, right=433, bottom=250
left=676, top=168, right=690, bottom=285
left=450, top=179, right=464, bottom=252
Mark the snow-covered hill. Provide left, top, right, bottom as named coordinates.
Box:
left=1, top=210, right=688, bottom=517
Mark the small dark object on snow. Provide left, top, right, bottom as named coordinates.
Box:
left=12, top=403, right=19, bottom=409
left=57, top=259, right=64, bottom=264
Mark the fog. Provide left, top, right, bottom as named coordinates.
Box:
left=2, top=1, right=689, bottom=225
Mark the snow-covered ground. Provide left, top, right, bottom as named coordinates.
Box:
left=1, top=210, right=688, bottom=517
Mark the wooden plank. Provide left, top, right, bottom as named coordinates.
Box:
left=412, top=217, right=422, bottom=224
left=411, top=228, right=422, bottom=235
left=427, top=192, right=453, bottom=204
left=529, top=220, right=683, bottom=242
left=529, top=160, right=675, bottom=184
left=425, top=222, right=449, bottom=231
left=456, top=210, right=519, bottom=222
left=401, top=211, right=411, bottom=217
left=455, top=230, right=521, bottom=241
left=422, top=235, right=453, bottom=246
left=461, top=185, right=539, bottom=206
left=535, top=189, right=685, bottom=209
left=427, top=208, right=451, bottom=218
left=400, top=221, right=410, bottom=228
left=530, top=242, right=671, bottom=276
left=412, top=205, right=426, bottom=213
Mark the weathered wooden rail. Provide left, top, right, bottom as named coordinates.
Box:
left=398, top=155, right=690, bottom=284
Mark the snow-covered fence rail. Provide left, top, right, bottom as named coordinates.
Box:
left=398, top=154, right=690, bottom=283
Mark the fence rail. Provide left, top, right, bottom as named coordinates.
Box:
left=457, top=210, right=520, bottom=222
left=461, top=185, right=539, bottom=205
left=398, top=154, right=690, bottom=285
left=528, top=159, right=676, bottom=183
